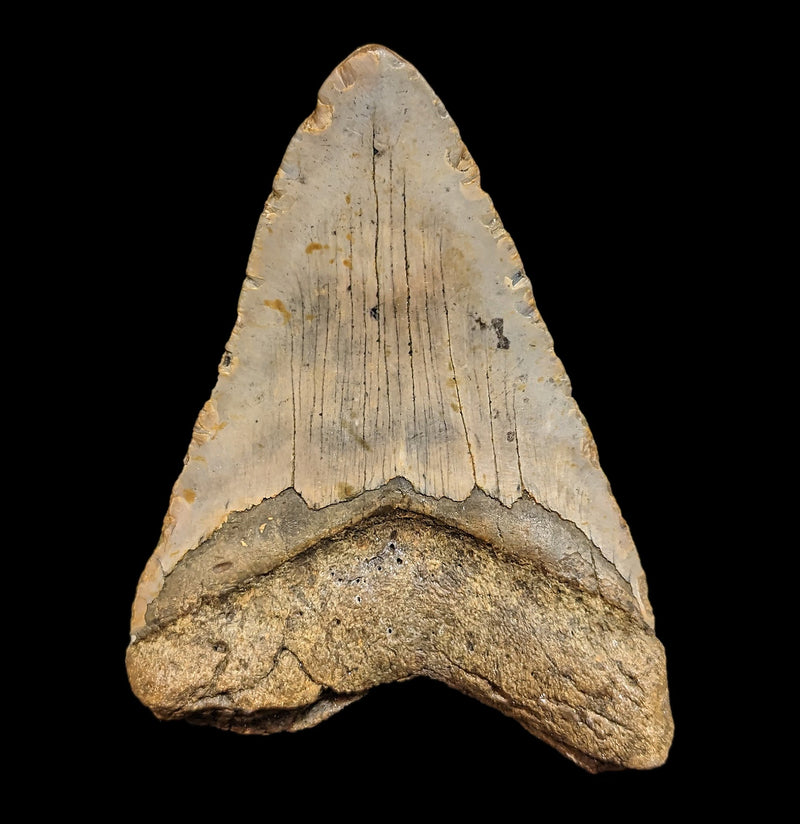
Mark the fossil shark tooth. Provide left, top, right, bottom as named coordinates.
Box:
left=127, top=44, right=673, bottom=772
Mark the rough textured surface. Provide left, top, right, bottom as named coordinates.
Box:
left=129, top=508, right=670, bottom=771
left=127, top=44, right=673, bottom=771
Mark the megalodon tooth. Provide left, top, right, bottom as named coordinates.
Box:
left=127, top=44, right=673, bottom=773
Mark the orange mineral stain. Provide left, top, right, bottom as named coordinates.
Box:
left=264, top=298, right=291, bottom=324
left=306, top=242, right=323, bottom=253
left=336, top=481, right=357, bottom=498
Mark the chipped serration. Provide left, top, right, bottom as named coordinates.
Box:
left=127, top=44, right=673, bottom=772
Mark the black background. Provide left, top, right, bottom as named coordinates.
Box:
left=59, top=13, right=738, bottom=814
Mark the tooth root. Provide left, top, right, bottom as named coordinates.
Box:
left=127, top=44, right=673, bottom=772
